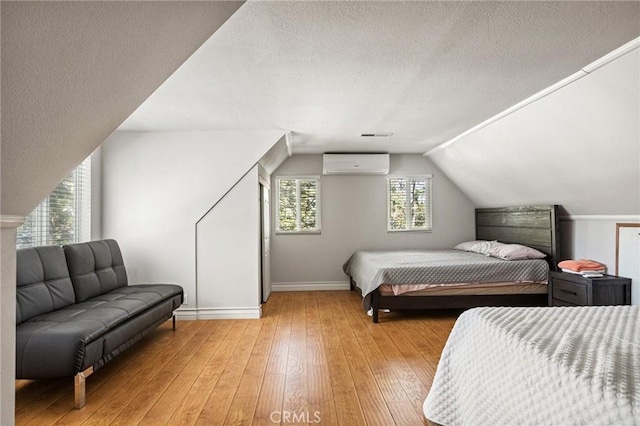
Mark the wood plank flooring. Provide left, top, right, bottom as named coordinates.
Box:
left=15, top=291, right=461, bottom=425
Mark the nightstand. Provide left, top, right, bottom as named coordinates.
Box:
left=548, top=271, right=631, bottom=307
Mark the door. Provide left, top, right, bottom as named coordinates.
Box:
left=260, top=184, right=272, bottom=302
left=616, top=223, right=640, bottom=306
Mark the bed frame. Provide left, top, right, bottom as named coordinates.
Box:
left=352, top=205, right=560, bottom=323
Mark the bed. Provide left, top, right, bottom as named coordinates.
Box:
left=344, top=205, right=560, bottom=323
left=423, top=305, right=640, bottom=425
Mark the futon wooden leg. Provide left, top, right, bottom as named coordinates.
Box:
left=74, top=366, right=94, bottom=409
left=172, top=314, right=176, bottom=330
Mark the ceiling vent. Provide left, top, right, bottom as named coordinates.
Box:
left=361, top=133, right=393, bottom=137
left=322, top=153, right=390, bottom=175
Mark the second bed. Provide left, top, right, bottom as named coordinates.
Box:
left=344, top=205, right=559, bottom=322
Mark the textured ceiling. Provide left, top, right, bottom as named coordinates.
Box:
left=1, top=1, right=243, bottom=215
left=119, top=1, right=640, bottom=154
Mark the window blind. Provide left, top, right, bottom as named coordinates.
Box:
left=17, top=157, right=92, bottom=248
left=276, top=176, right=321, bottom=233
left=387, top=175, right=432, bottom=232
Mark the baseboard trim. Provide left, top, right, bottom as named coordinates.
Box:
left=271, top=281, right=350, bottom=292
left=175, top=308, right=198, bottom=321
left=560, top=215, right=640, bottom=222
left=175, top=307, right=261, bottom=320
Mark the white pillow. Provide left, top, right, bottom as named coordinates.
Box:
left=486, top=244, right=546, bottom=260
left=454, top=240, right=504, bottom=255
left=454, top=240, right=484, bottom=252
left=471, top=240, right=505, bottom=255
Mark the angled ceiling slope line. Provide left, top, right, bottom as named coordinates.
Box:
left=259, top=132, right=293, bottom=176
left=424, top=37, right=640, bottom=157
left=1, top=1, right=245, bottom=216
left=427, top=46, right=640, bottom=216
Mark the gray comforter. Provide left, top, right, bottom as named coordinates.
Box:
left=343, top=249, right=549, bottom=308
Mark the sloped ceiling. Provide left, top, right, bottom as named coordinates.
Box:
left=1, top=1, right=243, bottom=216
left=120, top=1, right=639, bottom=157
left=429, top=48, right=640, bottom=216
left=3, top=1, right=638, bottom=217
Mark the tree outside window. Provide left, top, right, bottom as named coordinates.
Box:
left=276, top=177, right=321, bottom=233
left=387, top=175, right=432, bottom=232
left=17, top=157, right=91, bottom=248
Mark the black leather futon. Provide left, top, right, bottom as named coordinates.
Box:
left=16, top=239, right=183, bottom=408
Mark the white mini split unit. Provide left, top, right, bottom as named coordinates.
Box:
left=322, top=153, right=390, bottom=175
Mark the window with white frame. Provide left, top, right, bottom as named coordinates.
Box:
left=16, top=157, right=92, bottom=248
left=276, top=176, right=321, bottom=233
left=387, top=175, right=432, bottom=232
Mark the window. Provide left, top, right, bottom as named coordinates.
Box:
left=17, top=157, right=92, bottom=248
left=387, top=175, right=432, bottom=232
left=276, top=176, right=321, bottom=233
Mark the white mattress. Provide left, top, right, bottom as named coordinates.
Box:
left=423, top=305, right=640, bottom=425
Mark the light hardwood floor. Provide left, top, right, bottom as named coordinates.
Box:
left=15, top=290, right=460, bottom=425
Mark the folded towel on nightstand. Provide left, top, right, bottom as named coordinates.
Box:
left=558, top=259, right=605, bottom=273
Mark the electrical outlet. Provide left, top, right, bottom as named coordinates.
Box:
left=184, top=293, right=188, bottom=304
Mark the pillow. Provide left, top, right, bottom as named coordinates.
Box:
left=454, top=240, right=504, bottom=255
left=471, top=240, right=505, bottom=255
left=486, top=244, right=546, bottom=260
left=454, top=240, right=485, bottom=252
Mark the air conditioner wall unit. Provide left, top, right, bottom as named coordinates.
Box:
left=322, top=153, right=390, bottom=175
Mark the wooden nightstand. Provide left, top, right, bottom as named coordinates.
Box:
left=548, top=271, right=631, bottom=307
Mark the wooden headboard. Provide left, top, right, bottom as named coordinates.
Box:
left=475, top=205, right=560, bottom=270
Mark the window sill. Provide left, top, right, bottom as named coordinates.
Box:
left=275, top=231, right=322, bottom=235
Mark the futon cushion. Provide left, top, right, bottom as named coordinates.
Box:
left=16, top=246, right=76, bottom=325
left=16, top=284, right=183, bottom=378
left=63, top=239, right=128, bottom=302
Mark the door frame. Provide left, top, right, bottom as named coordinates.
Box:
left=615, top=223, right=640, bottom=275
left=259, top=181, right=271, bottom=303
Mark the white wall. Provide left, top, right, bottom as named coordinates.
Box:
left=196, top=166, right=261, bottom=318
left=270, top=154, right=475, bottom=286
left=428, top=48, right=640, bottom=216
left=101, top=130, right=283, bottom=313
left=90, top=147, right=103, bottom=241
